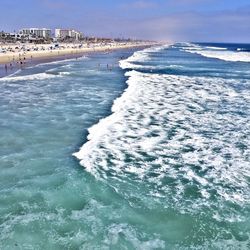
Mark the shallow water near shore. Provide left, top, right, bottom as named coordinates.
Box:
left=0, top=44, right=250, bottom=249
left=0, top=50, right=131, bottom=249
left=0, top=53, right=90, bottom=78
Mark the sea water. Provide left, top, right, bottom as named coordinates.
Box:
left=0, top=44, right=250, bottom=249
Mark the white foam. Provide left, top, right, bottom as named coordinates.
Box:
left=74, top=58, right=250, bottom=220
left=185, top=45, right=250, bottom=62
left=58, top=71, right=71, bottom=76
left=119, top=44, right=169, bottom=70
left=0, top=72, right=61, bottom=82
left=237, top=48, right=249, bottom=52
left=35, top=56, right=88, bottom=67
left=195, top=50, right=250, bottom=62
left=105, top=223, right=165, bottom=249
left=205, top=46, right=227, bottom=50
left=184, top=46, right=203, bottom=51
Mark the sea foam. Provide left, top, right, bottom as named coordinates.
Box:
left=74, top=46, right=250, bottom=220
left=0, top=72, right=61, bottom=82
left=184, top=44, right=250, bottom=62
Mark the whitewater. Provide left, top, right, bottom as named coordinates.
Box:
left=1, top=44, right=250, bottom=249
left=74, top=43, right=250, bottom=248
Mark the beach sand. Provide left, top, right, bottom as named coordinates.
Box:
left=0, top=42, right=155, bottom=65
left=0, top=42, right=156, bottom=77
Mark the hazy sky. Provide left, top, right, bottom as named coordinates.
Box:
left=1, top=0, right=250, bottom=42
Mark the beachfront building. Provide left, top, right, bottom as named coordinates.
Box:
left=19, top=28, right=52, bottom=39
left=0, top=31, right=27, bottom=43
left=55, top=29, right=83, bottom=41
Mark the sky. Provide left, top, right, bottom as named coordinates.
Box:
left=0, top=0, right=250, bottom=42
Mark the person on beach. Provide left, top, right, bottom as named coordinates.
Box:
left=5, top=64, right=7, bottom=73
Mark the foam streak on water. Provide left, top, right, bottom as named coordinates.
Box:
left=183, top=43, right=250, bottom=62
left=74, top=44, right=250, bottom=248
left=74, top=70, right=250, bottom=204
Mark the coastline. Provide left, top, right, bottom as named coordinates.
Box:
left=0, top=42, right=156, bottom=78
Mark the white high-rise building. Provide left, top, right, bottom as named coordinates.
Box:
left=55, top=29, right=83, bottom=40
left=19, top=28, right=52, bottom=39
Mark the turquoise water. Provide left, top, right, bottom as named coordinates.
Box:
left=0, top=45, right=250, bottom=249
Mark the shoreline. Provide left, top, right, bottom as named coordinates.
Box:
left=0, top=42, right=156, bottom=78
left=0, top=52, right=88, bottom=78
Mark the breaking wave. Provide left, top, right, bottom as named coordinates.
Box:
left=73, top=45, right=250, bottom=247
left=184, top=44, right=250, bottom=62
left=74, top=46, right=250, bottom=224
left=0, top=72, right=61, bottom=82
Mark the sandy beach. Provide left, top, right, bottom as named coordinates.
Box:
left=0, top=42, right=155, bottom=65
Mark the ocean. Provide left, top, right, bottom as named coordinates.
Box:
left=0, top=44, right=249, bottom=249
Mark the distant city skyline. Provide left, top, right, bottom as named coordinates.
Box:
left=1, top=0, right=250, bottom=42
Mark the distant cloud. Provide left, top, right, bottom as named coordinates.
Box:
left=79, top=5, right=250, bottom=43
left=122, top=7, right=250, bottom=42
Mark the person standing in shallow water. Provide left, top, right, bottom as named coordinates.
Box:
left=4, top=64, right=7, bottom=73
